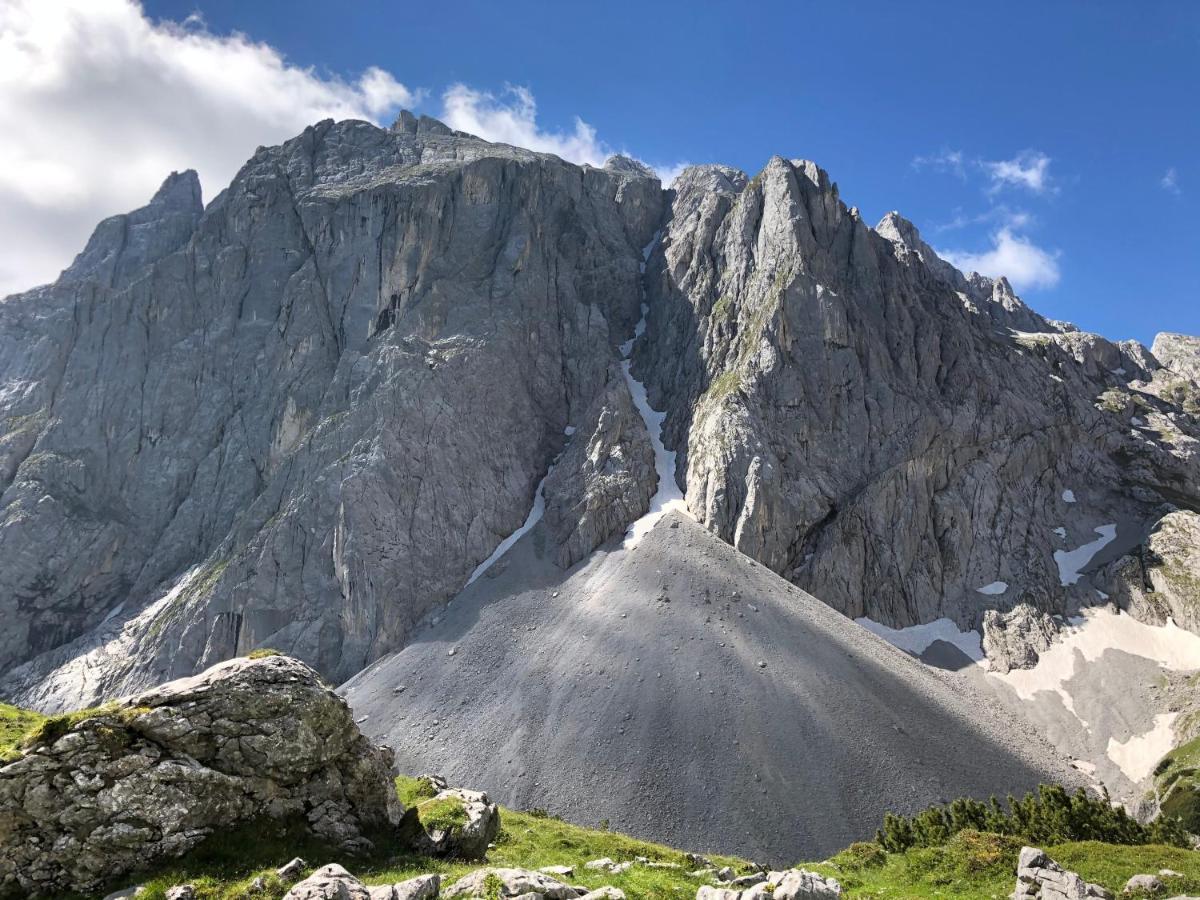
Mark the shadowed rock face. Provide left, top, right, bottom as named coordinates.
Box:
left=0, top=655, right=401, bottom=897
left=634, top=161, right=1200, bottom=630
left=0, top=118, right=661, bottom=709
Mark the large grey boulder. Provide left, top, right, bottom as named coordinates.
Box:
left=0, top=655, right=402, bottom=897
left=982, top=604, right=1063, bottom=673
left=284, top=864, right=370, bottom=900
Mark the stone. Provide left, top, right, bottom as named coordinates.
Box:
left=166, top=888, right=197, bottom=900
left=540, top=866, right=575, bottom=877
left=578, top=890, right=626, bottom=900
left=374, top=874, right=440, bottom=900
left=1124, top=874, right=1165, bottom=894
left=0, top=655, right=401, bottom=897
left=442, top=867, right=581, bottom=899
left=585, top=858, right=617, bottom=871
left=284, top=864, right=371, bottom=900
left=413, top=787, right=500, bottom=859
left=1013, top=847, right=1113, bottom=900
left=983, top=604, right=1062, bottom=673
left=278, top=858, right=309, bottom=881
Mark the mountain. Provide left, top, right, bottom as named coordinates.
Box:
left=2, top=111, right=1199, bottom=859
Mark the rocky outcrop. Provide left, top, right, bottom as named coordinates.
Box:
left=412, top=787, right=499, bottom=859
left=1012, top=847, right=1113, bottom=899
left=0, top=655, right=401, bottom=897
left=1153, top=332, right=1200, bottom=383
left=0, top=113, right=662, bottom=711
left=1106, top=509, right=1200, bottom=634
left=982, top=604, right=1063, bottom=673
left=283, top=865, right=439, bottom=900
left=696, top=869, right=841, bottom=899
left=442, top=867, right=586, bottom=898
left=634, top=158, right=1200, bottom=633
left=544, top=365, right=656, bottom=567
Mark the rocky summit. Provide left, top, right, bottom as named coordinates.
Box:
left=2, top=110, right=1200, bottom=876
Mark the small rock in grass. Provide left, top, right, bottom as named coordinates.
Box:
left=277, top=857, right=307, bottom=880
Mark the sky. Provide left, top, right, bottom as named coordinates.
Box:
left=1, top=1, right=1196, bottom=345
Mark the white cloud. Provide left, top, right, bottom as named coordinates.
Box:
left=1161, top=167, right=1180, bottom=194
left=982, top=150, right=1054, bottom=194
left=912, top=149, right=967, bottom=180
left=935, top=205, right=1033, bottom=233
left=0, top=0, right=419, bottom=298
left=939, top=227, right=1061, bottom=291
left=441, top=83, right=610, bottom=167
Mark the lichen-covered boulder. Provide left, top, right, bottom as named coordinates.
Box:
left=0, top=655, right=402, bottom=897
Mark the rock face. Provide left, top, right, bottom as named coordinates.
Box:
left=543, top=364, right=656, bottom=567
left=2, top=112, right=1200, bottom=711
left=1153, top=332, right=1200, bottom=383
left=0, top=115, right=661, bottom=711
left=1105, top=509, right=1200, bottom=634
left=0, top=655, right=401, bottom=897
left=1013, top=847, right=1113, bottom=900
left=634, top=161, right=1200, bottom=632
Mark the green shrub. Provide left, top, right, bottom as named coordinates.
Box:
left=246, top=648, right=282, bottom=660
left=876, top=785, right=1189, bottom=853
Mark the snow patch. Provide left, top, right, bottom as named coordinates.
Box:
left=1107, top=712, right=1178, bottom=783
left=1053, top=527, right=1067, bottom=539
left=992, top=608, right=1200, bottom=723
left=1054, top=523, right=1116, bottom=586
left=467, top=470, right=552, bottom=585
left=1062, top=489, right=1076, bottom=503
left=620, top=228, right=691, bottom=549
left=977, top=581, right=1008, bottom=596
left=856, top=617, right=984, bottom=663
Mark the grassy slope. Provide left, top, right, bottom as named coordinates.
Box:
left=0, top=701, right=44, bottom=759
left=124, top=783, right=1200, bottom=900
left=130, top=777, right=751, bottom=899
left=802, top=832, right=1200, bottom=900
left=1155, top=732, right=1200, bottom=831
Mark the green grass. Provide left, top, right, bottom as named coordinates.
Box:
left=1155, top=734, right=1200, bottom=832
left=0, top=701, right=45, bottom=762
left=33, top=774, right=1200, bottom=900
left=125, top=776, right=752, bottom=900
left=417, top=796, right=469, bottom=833
left=246, top=648, right=283, bottom=659
left=804, top=832, right=1200, bottom=899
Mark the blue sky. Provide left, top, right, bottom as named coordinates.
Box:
left=5, top=1, right=1197, bottom=344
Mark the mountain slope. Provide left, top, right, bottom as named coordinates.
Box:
left=343, top=511, right=1083, bottom=863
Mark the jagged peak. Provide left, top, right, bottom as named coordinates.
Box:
left=670, top=163, right=749, bottom=197
left=148, top=169, right=202, bottom=216
left=602, top=155, right=656, bottom=179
